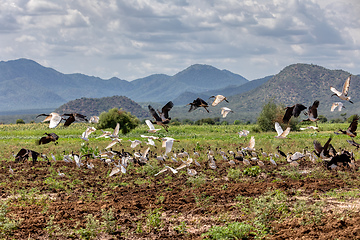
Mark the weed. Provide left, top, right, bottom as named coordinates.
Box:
left=74, top=214, right=101, bottom=239
left=145, top=208, right=163, bottom=232
left=0, top=202, right=23, bottom=238
left=227, top=168, right=242, bottom=180
left=186, top=173, right=207, bottom=187
left=243, top=166, right=262, bottom=177
left=173, top=221, right=188, bottom=234
left=202, top=221, right=254, bottom=239
left=101, top=208, right=117, bottom=234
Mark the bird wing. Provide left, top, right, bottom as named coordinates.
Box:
left=348, top=115, right=359, bottom=133
left=342, top=75, right=351, bottom=96
left=211, top=95, right=225, bottom=106
left=274, top=122, right=283, bottom=136
left=148, top=105, right=162, bottom=121
left=221, top=107, right=231, bottom=118
left=308, top=100, right=319, bottom=119
left=105, top=139, right=121, bottom=149
left=145, top=120, right=155, bottom=130
left=293, top=104, right=307, bottom=117
left=74, top=113, right=88, bottom=122
left=248, top=136, right=255, bottom=149
left=198, top=98, right=209, bottom=107
left=165, top=139, right=174, bottom=154
left=48, top=132, right=59, bottom=140
left=282, top=106, right=294, bottom=123
left=323, top=137, right=332, bottom=153
left=280, top=127, right=291, bottom=138
left=330, top=86, right=342, bottom=96
left=330, top=102, right=338, bottom=112
left=109, top=167, right=120, bottom=177
left=161, top=101, right=174, bottom=119
left=113, top=123, right=120, bottom=137
left=49, top=113, right=62, bottom=128
left=63, top=115, right=75, bottom=127
left=154, top=167, right=168, bottom=176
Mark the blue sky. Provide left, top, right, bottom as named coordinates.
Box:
left=1, top=0, right=359, bottom=80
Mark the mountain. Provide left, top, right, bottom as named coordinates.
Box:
left=172, top=75, right=273, bottom=105
left=55, top=95, right=150, bottom=118
left=0, top=59, right=248, bottom=111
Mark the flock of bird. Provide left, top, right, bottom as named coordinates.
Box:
left=10, top=75, right=359, bottom=177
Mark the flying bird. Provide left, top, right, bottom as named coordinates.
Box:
left=313, top=137, right=334, bottom=159
left=274, top=122, right=290, bottom=138
left=220, top=107, right=233, bottom=118
left=334, top=114, right=358, bottom=138
left=187, top=98, right=209, bottom=113
left=36, top=112, right=63, bottom=128
left=145, top=120, right=161, bottom=133
left=301, top=100, right=320, bottom=126
left=237, top=130, right=250, bottom=137
left=300, top=126, right=319, bottom=131
left=209, top=95, right=229, bottom=106
left=129, top=139, right=142, bottom=148
left=62, top=113, right=88, bottom=127
left=331, top=102, right=345, bottom=112
left=89, top=116, right=99, bottom=123
left=37, top=132, right=59, bottom=145
left=81, top=127, right=96, bottom=141
left=330, top=75, right=353, bottom=103
left=282, top=104, right=307, bottom=124
left=148, top=103, right=173, bottom=131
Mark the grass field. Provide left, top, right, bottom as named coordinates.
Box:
left=1, top=122, right=360, bottom=239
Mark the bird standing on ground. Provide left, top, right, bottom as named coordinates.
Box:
left=209, top=95, right=229, bottom=106
left=36, top=112, right=63, bottom=128
left=37, top=132, right=59, bottom=145
left=282, top=104, right=307, bottom=124
left=187, top=98, right=209, bottom=113
left=330, top=75, right=353, bottom=104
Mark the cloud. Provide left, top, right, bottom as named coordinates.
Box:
left=0, top=0, right=358, bottom=81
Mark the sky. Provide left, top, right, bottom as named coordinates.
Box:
left=0, top=0, right=359, bottom=81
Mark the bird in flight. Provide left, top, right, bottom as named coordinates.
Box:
left=62, top=113, right=88, bottom=127
left=330, top=102, right=345, bottom=112
left=148, top=102, right=173, bottom=131
left=334, top=114, right=358, bottom=138
left=220, top=107, right=233, bottom=118
left=37, top=132, right=59, bottom=145
left=282, top=104, right=307, bottom=124
left=209, top=95, right=229, bottom=106
left=330, top=75, right=353, bottom=104
left=36, top=112, right=63, bottom=128
left=274, top=122, right=290, bottom=138
left=187, top=98, right=209, bottom=113
left=301, top=100, right=320, bottom=126
left=145, top=119, right=161, bottom=133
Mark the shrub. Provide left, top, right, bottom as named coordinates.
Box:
left=16, top=119, right=25, bottom=124
left=97, top=108, right=139, bottom=134
left=202, top=222, right=254, bottom=240
left=233, top=120, right=241, bottom=125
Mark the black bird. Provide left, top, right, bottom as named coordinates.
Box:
left=14, top=148, right=40, bottom=164
left=301, top=100, right=320, bottom=126
left=282, top=103, right=307, bottom=124
left=62, top=113, right=88, bottom=127
left=347, top=139, right=360, bottom=149
left=313, top=137, right=334, bottom=159
left=157, top=101, right=174, bottom=123
left=335, top=115, right=358, bottom=138
left=37, top=132, right=59, bottom=145
left=148, top=104, right=172, bottom=132
left=326, top=151, right=353, bottom=169
left=276, top=146, right=287, bottom=158
left=187, top=98, right=209, bottom=113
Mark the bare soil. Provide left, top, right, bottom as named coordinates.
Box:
left=1, top=156, right=360, bottom=239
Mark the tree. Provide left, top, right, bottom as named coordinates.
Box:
left=97, top=108, right=139, bottom=134
left=16, top=119, right=25, bottom=124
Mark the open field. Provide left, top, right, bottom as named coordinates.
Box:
left=1, top=122, right=360, bottom=239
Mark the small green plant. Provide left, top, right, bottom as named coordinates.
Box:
left=75, top=214, right=101, bottom=239
left=186, top=173, right=207, bottom=187
left=0, top=203, right=22, bottom=238
left=227, top=168, right=242, bottom=180
left=101, top=208, right=117, bottom=234
left=145, top=208, right=163, bottom=232
left=202, top=221, right=254, bottom=239
left=243, top=166, right=261, bottom=177
left=173, top=221, right=188, bottom=234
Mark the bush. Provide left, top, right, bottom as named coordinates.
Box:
left=257, top=99, right=281, bottom=131
left=16, top=119, right=25, bottom=124
left=195, top=117, right=220, bottom=125
left=202, top=222, right=254, bottom=240
left=97, top=108, right=139, bottom=134
left=233, top=120, right=241, bottom=125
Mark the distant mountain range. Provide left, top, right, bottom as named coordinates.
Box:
left=0, top=58, right=248, bottom=111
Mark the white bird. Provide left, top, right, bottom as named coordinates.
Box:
left=141, top=135, right=159, bottom=146
left=105, top=138, right=122, bottom=149
left=300, top=126, right=319, bottom=131
left=220, top=107, right=233, bottom=118
left=209, top=95, right=229, bottom=106
left=87, top=162, right=94, bottom=169
left=330, top=75, right=353, bottom=103
left=145, top=120, right=161, bottom=133
left=89, top=116, right=99, bottom=124
left=162, top=137, right=179, bottom=155
left=270, top=157, right=277, bottom=166
left=81, top=127, right=96, bottom=141
left=36, top=112, right=63, bottom=128
left=96, top=129, right=112, bottom=139
left=209, top=159, right=217, bottom=169
left=51, top=154, right=56, bottom=161
left=109, top=123, right=120, bottom=139
left=129, top=139, right=142, bottom=148
left=58, top=170, right=65, bottom=177
left=154, top=165, right=178, bottom=176
left=187, top=168, right=197, bottom=176
left=243, top=136, right=255, bottom=151
left=330, top=102, right=345, bottom=112
left=274, top=122, right=290, bottom=138
left=237, top=130, right=250, bottom=137
left=9, top=166, right=14, bottom=174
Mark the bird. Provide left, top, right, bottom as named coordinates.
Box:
left=129, top=139, right=142, bottom=148
left=220, top=107, right=233, bottom=118
left=62, top=113, right=88, bottom=127
left=37, top=132, right=59, bottom=145
left=313, top=137, right=334, bottom=160
left=334, top=115, right=358, bottom=138
left=14, top=148, right=40, bottom=164
left=109, top=123, right=120, bottom=139
left=282, top=104, right=307, bottom=124
left=243, top=136, right=255, bottom=151
left=331, top=102, right=345, bottom=112
left=36, top=112, right=63, bottom=128
left=347, top=139, right=360, bottom=149
left=148, top=103, right=172, bottom=131
left=81, top=127, right=96, bottom=141
left=300, top=126, right=319, bottom=131
left=162, top=137, right=179, bottom=155
left=237, top=130, right=250, bottom=137
left=187, top=98, right=209, bottom=113
left=105, top=138, right=122, bottom=149
left=330, top=75, right=353, bottom=104
left=209, top=95, right=229, bottom=106
left=145, top=120, right=161, bottom=133
left=89, top=116, right=99, bottom=123
left=154, top=165, right=178, bottom=176
left=301, top=100, right=320, bottom=126
left=274, top=122, right=290, bottom=138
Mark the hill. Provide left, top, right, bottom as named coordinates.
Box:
left=0, top=59, right=248, bottom=111
left=55, top=96, right=150, bottom=118
left=168, top=64, right=359, bottom=123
